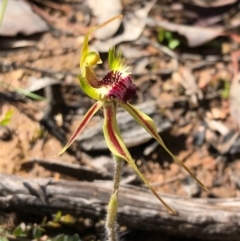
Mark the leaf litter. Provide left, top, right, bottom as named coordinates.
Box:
left=0, top=0, right=240, bottom=240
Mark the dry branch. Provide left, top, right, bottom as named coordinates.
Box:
left=0, top=173, right=240, bottom=240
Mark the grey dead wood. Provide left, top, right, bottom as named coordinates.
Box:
left=0, top=173, right=240, bottom=241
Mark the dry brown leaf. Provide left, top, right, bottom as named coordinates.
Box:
left=0, top=0, right=48, bottom=36
left=92, top=0, right=156, bottom=52
left=87, top=0, right=122, bottom=40
left=184, top=0, right=238, bottom=7
left=173, top=66, right=202, bottom=106
left=230, top=73, right=240, bottom=130
left=26, top=77, right=60, bottom=92
left=31, top=4, right=88, bottom=36
left=147, top=19, right=224, bottom=47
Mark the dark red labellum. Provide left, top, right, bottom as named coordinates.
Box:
left=99, top=71, right=136, bottom=102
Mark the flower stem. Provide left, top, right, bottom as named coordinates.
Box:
left=105, top=156, right=123, bottom=241
left=112, top=156, right=123, bottom=194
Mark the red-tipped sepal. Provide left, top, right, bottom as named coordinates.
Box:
left=58, top=101, right=104, bottom=155
left=119, top=101, right=207, bottom=191
left=102, top=101, right=177, bottom=214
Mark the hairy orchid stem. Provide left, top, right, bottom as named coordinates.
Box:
left=105, top=156, right=123, bottom=241
left=112, top=156, right=123, bottom=194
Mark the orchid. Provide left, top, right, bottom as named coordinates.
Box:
left=58, top=15, right=206, bottom=215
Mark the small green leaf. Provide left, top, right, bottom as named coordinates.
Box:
left=168, top=39, right=180, bottom=49
left=32, top=227, right=44, bottom=239
left=71, top=234, right=81, bottom=241
left=54, top=211, right=62, bottom=222
left=15, top=88, right=46, bottom=100
left=13, top=224, right=27, bottom=237
left=46, top=221, right=61, bottom=228
left=13, top=226, right=22, bottom=236
left=0, top=109, right=13, bottom=126
left=0, top=236, right=9, bottom=241
left=164, top=31, right=172, bottom=40
left=0, top=119, right=10, bottom=126
left=59, top=214, right=76, bottom=224
left=220, top=80, right=230, bottom=99
left=0, top=228, right=10, bottom=241
left=53, top=234, right=65, bottom=241
left=40, top=216, right=48, bottom=225
left=157, top=28, right=165, bottom=42
left=0, top=0, right=8, bottom=25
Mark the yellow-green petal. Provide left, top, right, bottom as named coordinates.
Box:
left=79, top=76, right=108, bottom=101
left=102, top=102, right=177, bottom=214
left=119, top=101, right=208, bottom=191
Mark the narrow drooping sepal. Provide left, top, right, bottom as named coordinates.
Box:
left=102, top=102, right=177, bottom=214
left=119, top=101, right=208, bottom=191
left=58, top=101, right=104, bottom=155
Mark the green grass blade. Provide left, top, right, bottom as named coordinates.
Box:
left=0, top=0, right=8, bottom=25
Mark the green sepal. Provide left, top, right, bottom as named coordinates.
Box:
left=102, top=102, right=177, bottom=214
left=119, top=101, right=207, bottom=191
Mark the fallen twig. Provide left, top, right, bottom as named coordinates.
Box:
left=0, top=173, right=239, bottom=240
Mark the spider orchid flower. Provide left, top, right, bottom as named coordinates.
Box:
left=58, top=15, right=207, bottom=214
